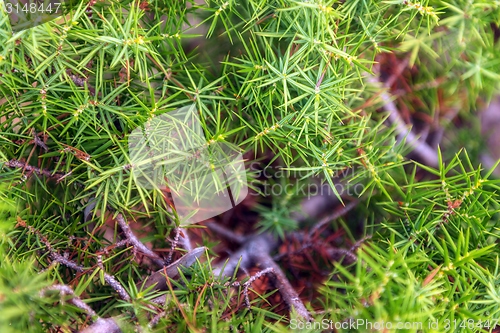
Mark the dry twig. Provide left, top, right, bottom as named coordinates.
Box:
left=116, top=213, right=165, bottom=267
left=42, top=284, right=97, bottom=318
left=80, top=318, right=122, bottom=333
left=43, top=286, right=123, bottom=333
left=206, top=219, right=246, bottom=244
left=370, top=59, right=439, bottom=168
left=138, top=247, right=206, bottom=292
left=5, top=158, right=70, bottom=183
left=309, top=199, right=359, bottom=237
left=213, top=233, right=312, bottom=321
left=378, top=88, right=439, bottom=168
left=242, top=268, right=274, bottom=308
left=17, top=220, right=131, bottom=302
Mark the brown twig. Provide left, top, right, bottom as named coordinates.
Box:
left=80, top=318, right=122, bottom=333
left=5, top=158, right=70, bottom=183
left=370, top=59, right=439, bottom=168
left=308, top=199, right=359, bottom=237
left=31, top=129, right=48, bottom=151
left=116, top=213, right=165, bottom=267
left=377, top=87, right=439, bottom=168
left=66, top=69, right=97, bottom=96
left=97, top=239, right=130, bottom=256
left=213, top=233, right=312, bottom=321
left=43, top=285, right=122, bottom=333
left=42, top=284, right=97, bottom=318
left=148, top=311, right=167, bottom=329
left=138, top=247, right=206, bottom=292
left=273, top=234, right=358, bottom=264
left=165, top=227, right=193, bottom=264
left=326, top=248, right=358, bottom=263
left=17, top=220, right=131, bottom=302
left=250, top=248, right=312, bottom=321
left=205, top=220, right=246, bottom=244
left=349, top=235, right=372, bottom=252
left=55, top=253, right=131, bottom=302
left=165, top=227, right=181, bottom=265
left=239, top=267, right=274, bottom=309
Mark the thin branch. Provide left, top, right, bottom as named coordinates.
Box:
left=17, top=220, right=131, bottom=302
left=98, top=239, right=130, bottom=256
left=349, top=235, right=372, bottom=252
left=148, top=311, right=166, bottom=329
left=273, top=234, right=358, bottom=264
left=165, top=227, right=181, bottom=265
left=309, top=199, right=359, bottom=237
left=240, top=267, right=274, bottom=309
left=138, top=247, right=206, bottom=292
left=166, top=227, right=193, bottom=262
left=326, top=248, right=358, bottom=263
left=214, top=233, right=311, bottom=321
left=324, top=235, right=372, bottom=264
left=49, top=250, right=85, bottom=273
left=80, top=318, right=122, bottom=333
left=212, top=233, right=276, bottom=278
left=250, top=249, right=312, bottom=321
left=205, top=220, right=246, bottom=244
left=5, top=158, right=70, bottom=182
left=94, top=254, right=133, bottom=303
left=31, top=129, right=48, bottom=151
left=116, top=213, right=165, bottom=267
left=42, top=284, right=97, bottom=318
left=369, top=60, right=439, bottom=168
left=66, top=69, right=97, bottom=96
left=53, top=252, right=131, bottom=302
left=378, top=88, right=439, bottom=168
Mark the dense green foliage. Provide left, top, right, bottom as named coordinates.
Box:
left=1, top=0, right=500, bottom=331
